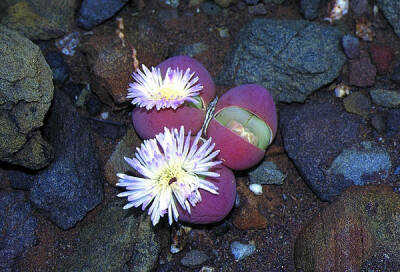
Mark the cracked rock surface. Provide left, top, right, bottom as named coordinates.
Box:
left=216, top=19, right=346, bottom=103
left=0, top=25, right=53, bottom=169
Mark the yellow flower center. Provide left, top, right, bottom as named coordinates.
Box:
left=155, top=85, right=178, bottom=101
left=159, top=165, right=186, bottom=186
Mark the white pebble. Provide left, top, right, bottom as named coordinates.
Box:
left=249, top=184, right=262, bottom=195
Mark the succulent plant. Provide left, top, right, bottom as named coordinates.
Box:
left=206, top=84, right=277, bottom=170
left=116, top=126, right=235, bottom=225
left=177, top=164, right=236, bottom=224
left=130, top=56, right=216, bottom=140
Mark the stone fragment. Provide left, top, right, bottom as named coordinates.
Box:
left=0, top=191, right=37, bottom=272
left=343, top=91, right=371, bottom=119
left=30, top=90, right=104, bottom=230
left=327, top=141, right=391, bottom=186
left=1, top=0, right=77, bottom=40
left=342, top=35, right=360, bottom=59
left=62, top=198, right=163, bottom=272
left=348, top=53, right=376, bottom=87
left=299, top=0, right=320, bottom=20
left=231, top=241, right=256, bottom=261
left=280, top=101, right=363, bottom=201
left=294, top=185, right=400, bottom=271
left=249, top=161, right=286, bottom=185
left=0, top=25, right=53, bottom=169
left=369, top=89, right=400, bottom=108
left=369, top=44, right=393, bottom=74
left=376, top=0, right=400, bottom=38
left=217, top=19, right=346, bottom=103
left=181, top=250, right=209, bottom=267
left=77, top=0, right=129, bottom=30
left=83, top=19, right=168, bottom=108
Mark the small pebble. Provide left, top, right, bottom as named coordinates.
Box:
left=218, top=28, right=229, bottom=38
left=342, top=35, right=360, bottom=59
left=351, top=0, right=369, bottom=17
left=244, top=0, right=259, bottom=4
left=160, top=0, right=179, bottom=8
left=249, top=184, right=263, bottom=195
left=390, top=64, right=400, bottom=84
left=369, top=44, right=393, bottom=75
left=394, top=166, right=400, bottom=175
left=230, top=241, right=256, bottom=260
left=387, top=108, right=400, bottom=137
left=101, top=112, right=109, bottom=120
left=201, top=2, right=221, bottom=16
left=299, top=0, right=320, bottom=21
left=248, top=3, right=267, bottom=15
left=181, top=249, right=209, bottom=267
left=85, top=94, right=103, bottom=116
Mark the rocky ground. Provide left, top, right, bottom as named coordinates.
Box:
left=1, top=0, right=400, bottom=271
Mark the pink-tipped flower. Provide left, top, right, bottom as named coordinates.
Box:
left=131, top=56, right=216, bottom=140
left=128, top=65, right=203, bottom=111
left=116, top=126, right=222, bottom=226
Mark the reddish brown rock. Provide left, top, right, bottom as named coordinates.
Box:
left=294, top=185, right=400, bottom=271
left=348, top=53, right=376, bottom=87
left=83, top=19, right=168, bottom=108
left=369, top=44, right=394, bottom=75
left=232, top=179, right=268, bottom=230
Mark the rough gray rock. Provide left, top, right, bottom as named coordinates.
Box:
left=230, top=241, right=256, bottom=261
left=327, top=141, right=391, bottom=186
left=0, top=191, right=37, bottom=272
left=369, top=89, right=400, bottom=108
left=377, top=0, right=400, bottom=39
left=249, top=161, right=287, bottom=185
left=77, top=0, right=130, bottom=30
left=0, top=25, right=53, bottom=169
left=216, top=19, right=346, bottom=103
left=281, top=101, right=395, bottom=202
left=294, top=185, right=400, bottom=271
left=181, top=249, right=209, bottom=267
left=29, top=89, right=103, bottom=230
left=1, top=0, right=78, bottom=40
left=299, top=0, right=321, bottom=20
left=387, top=108, right=400, bottom=137
left=62, top=198, right=164, bottom=272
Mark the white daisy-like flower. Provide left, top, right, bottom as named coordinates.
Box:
left=116, top=126, right=221, bottom=226
left=127, top=64, right=203, bottom=111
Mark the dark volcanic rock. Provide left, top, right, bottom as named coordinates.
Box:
left=342, top=35, right=360, bottom=59
left=279, top=101, right=362, bottom=201
left=44, top=50, right=70, bottom=84
left=216, top=19, right=346, bottom=103
left=0, top=191, right=37, bottom=272
left=77, top=0, right=130, bottom=30
left=376, top=0, right=400, bottom=39
left=280, top=101, right=392, bottom=202
left=30, top=89, right=104, bottom=230
left=387, top=108, right=400, bottom=137
left=8, top=169, right=35, bottom=190
left=299, top=0, right=320, bottom=20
